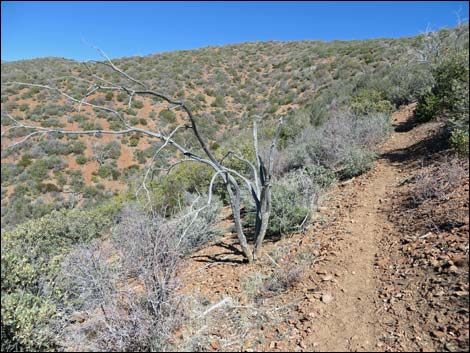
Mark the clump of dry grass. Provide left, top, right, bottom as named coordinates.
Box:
left=410, top=158, right=467, bottom=206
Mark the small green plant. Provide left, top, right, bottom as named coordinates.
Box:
left=159, top=109, right=176, bottom=124
left=75, top=155, right=88, bottom=165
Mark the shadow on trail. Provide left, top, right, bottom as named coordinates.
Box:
left=392, top=112, right=420, bottom=133
left=380, top=127, right=449, bottom=167
left=190, top=240, right=247, bottom=265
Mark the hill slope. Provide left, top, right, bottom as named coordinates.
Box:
left=1, top=32, right=438, bottom=227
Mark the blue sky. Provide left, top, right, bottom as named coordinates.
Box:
left=2, top=1, right=468, bottom=62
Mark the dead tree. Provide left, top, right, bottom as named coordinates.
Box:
left=1, top=50, right=283, bottom=263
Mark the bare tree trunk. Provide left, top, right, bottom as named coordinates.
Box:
left=225, top=179, right=253, bottom=263
left=253, top=184, right=271, bottom=259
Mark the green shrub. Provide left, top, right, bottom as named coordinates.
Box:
left=449, top=129, right=469, bottom=155
left=416, top=53, right=469, bottom=124
left=132, top=99, right=144, bottom=109
left=337, top=146, right=377, bottom=179
left=105, top=91, right=114, bottom=101
left=1, top=199, right=122, bottom=351
left=39, top=183, right=61, bottom=193
left=97, top=164, right=119, bottom=179
left=159, top=109, right=176, bottom=124
left=279, top=112, right=390, bottom=177
left=350, top=89, right=393, bottom=116
left=75, top=155, right=88, bottom=165
left=129, top=135, right=140, bottom=147
left=267, top=168, right=323, bottom=235
left=67, top=140, right=87, bottom=154
left=211, top=95, right=225, bottom=108
left=415, top=92, right=439, bottom=122
left=18, top=154, right=32, bottom=169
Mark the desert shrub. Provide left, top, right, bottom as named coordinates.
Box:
left=385, top=63, right=434, bottom=106
left=18, top=103, right=29, bottom=112
left=1, top=199, right=122, bottom=351
left=242, top=265, right=302, bottom=301
left=415, top=53, right=469, bottom=123
left=277, top=110, right=310, bottom=149
left=18, top=154, right=33, bottom=168
left=211, top=95, right=225, bottom=108
left=336, top=145, right=377, bottom=179
left=39, top=182, right=61, bottom=193
left=68, top=170, right=84, bottom=191
left=1, top=163, right=21, bottom=185
left=28, top=160, right=49, bottom=181
left=148, top=162, right=213, bottom=214
left=97, top=163, right=120, bottom=180
left=263, top=266, right=303, bottom=294
left=268, top=168, right=323, bottom=235
left=196, top=93, right=206, bottom=102
left=173, top=193, right=222, bottom=253
left=350, top=89, right=393, bottom=116
left=93, top=140, right=121, bottom=163
left=126, top=108, right=138, bottom=116
left=279, top=111, right=390, bottom=177
left=67, top=140, right=87, bottom=154
left=44, top=155, right=68, bottom=171
left=75, top=154, right=88, bottom=165
left=415, top=52, right=469, bottom=154
left=449, top=128, right=469, bottom=155
left=58, top=199, right=218, bottom=351
left=159, top=109, right=176, bottom=124
left=132, top=99, right=144, bottom=109
left=40, top=117, right=65, bottom=128
left=410, top=159, right=467, bottom=206
left=105, top=91, right=114, bottom=101
left=414, top=92, right=439, bottom=123
left=129, top=134, right=140, bottom=147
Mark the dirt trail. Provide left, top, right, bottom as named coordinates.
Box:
left=304, top=104, right=418, bottom=351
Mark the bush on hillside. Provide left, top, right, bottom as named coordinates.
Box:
left=267, top=168, right=324, bottom=235
left=415, top=53, right=469, bottom=154
left=1, top=200, right=122, bottom=351
left=277, top=111, right=390, bottom=177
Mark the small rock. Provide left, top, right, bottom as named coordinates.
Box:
left=210, top=341, right=220, bottom=350
left=431, top=330, right=445, bottom=338
left=376, top=259, right=387, bottom=268
left=321, top=275, right=334, bottom=282
left=321, top=293, right=334, bottom=304
left=69, top=312, right=87, bottom=323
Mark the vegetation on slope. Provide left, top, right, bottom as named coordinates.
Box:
left=0, top=23, right=468, bottom=351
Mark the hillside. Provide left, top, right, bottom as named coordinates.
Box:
left=0, top=32, right=438, bottom=227
left=1, top=24, right=468, bottom=352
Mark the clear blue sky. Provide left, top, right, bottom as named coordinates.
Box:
left=2, top=1, right=468, bottom=62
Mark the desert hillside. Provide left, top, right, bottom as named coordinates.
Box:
left=0, top=30, right=455, bottom=227
left=1, top=23, right=468, bottom=352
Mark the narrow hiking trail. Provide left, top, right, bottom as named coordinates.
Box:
left=177, top=104, right=466, bottom=352
left=301, top=104, right=419, bottom=352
